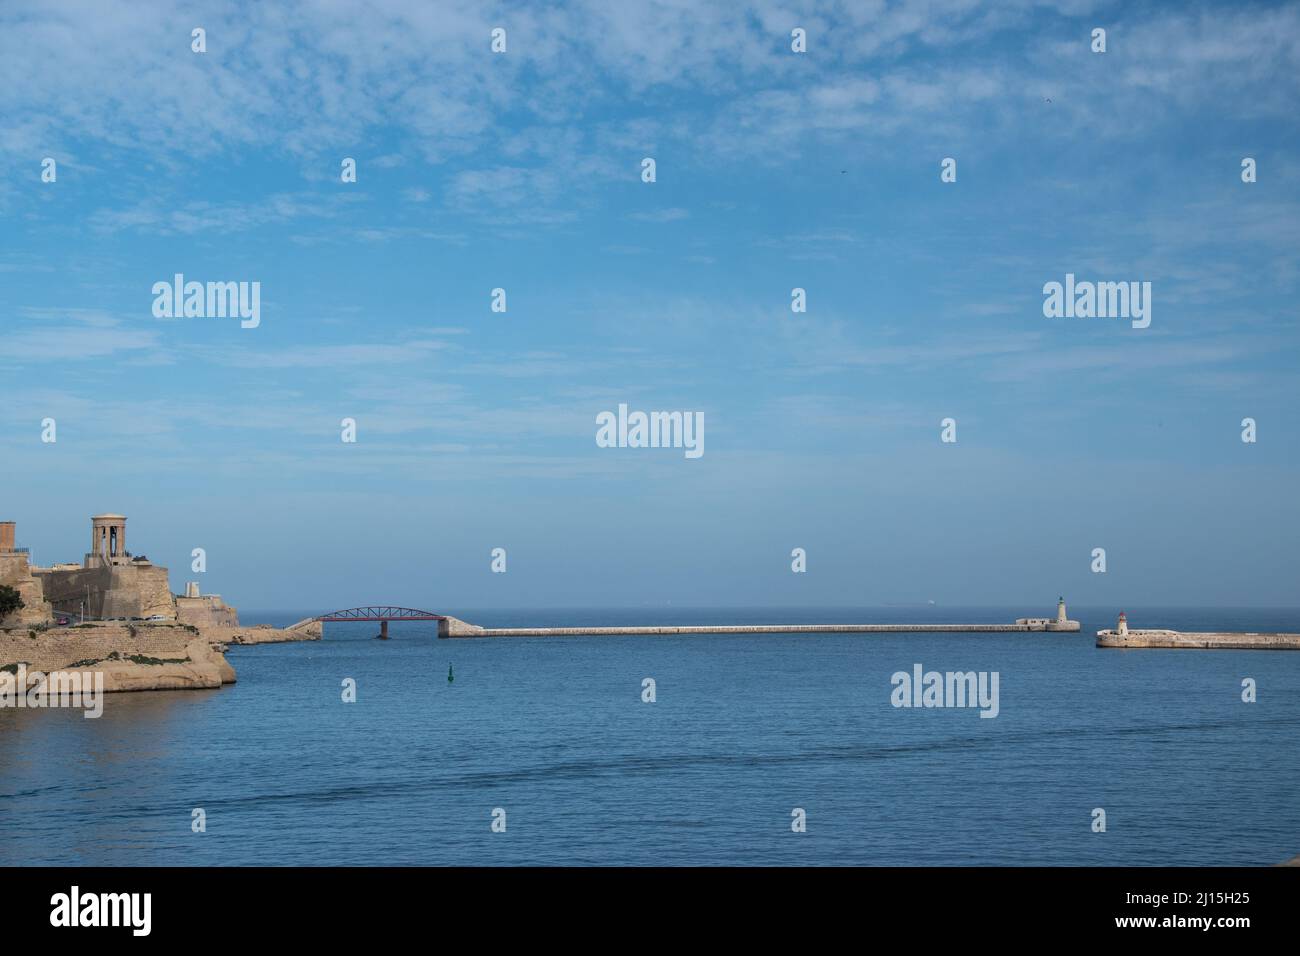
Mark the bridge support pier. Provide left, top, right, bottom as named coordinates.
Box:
left=437, top=616, right=486, bottom=638
left=379, top=620, right=389, bottom=640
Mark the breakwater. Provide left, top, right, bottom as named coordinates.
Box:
left=1098, top=629, right=1300, bottom=650
left=438, top=616, right=1082, bottom=638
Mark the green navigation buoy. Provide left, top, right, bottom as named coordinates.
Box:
left=448, top=664, right=454, bottom=684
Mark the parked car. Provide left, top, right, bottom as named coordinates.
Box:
left=146, top=615, right=167, bottom=621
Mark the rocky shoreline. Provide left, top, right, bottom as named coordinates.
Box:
left=0, top=619, right=319, bottom=695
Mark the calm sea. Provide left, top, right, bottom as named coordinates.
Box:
left=2, top=606, right=1298, bottom=866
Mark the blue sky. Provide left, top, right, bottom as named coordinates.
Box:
left=2, top=0, right=1298, bottom=610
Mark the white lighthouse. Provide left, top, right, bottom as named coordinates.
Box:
left=1117, top=611, right=1128, bottom=636
left=1057, top=596, right=1067, bottom=625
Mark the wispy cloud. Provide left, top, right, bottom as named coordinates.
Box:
left=0, top=308, right=164, bottom=365
left=628, top=207, right=690, bottom=223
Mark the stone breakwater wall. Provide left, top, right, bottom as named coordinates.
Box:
left=210, top=622, right=322, bottom=644
left=1098, top=629, right=1300, bottom=650
left=439, top=617, right=1082, bottom=638
left=0, top=624, right=235, bottom=692
left=279, top=619, right=325, bottom=640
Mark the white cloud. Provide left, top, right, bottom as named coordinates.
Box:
left=0, top=309, right=163, bottom=364
left=628, top=207, right=689, bottom=222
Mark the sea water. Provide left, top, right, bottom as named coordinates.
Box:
left=2, top=606, right=1297, bottom=866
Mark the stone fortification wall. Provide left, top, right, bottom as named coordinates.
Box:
left=175, top=594, right=240, bottom=627
left=0, top=552, right=53, bottom=627
left=35, top=564, right=175, bottom=620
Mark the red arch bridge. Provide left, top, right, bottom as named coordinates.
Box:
left=302, top=607, right=447, bottom=639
